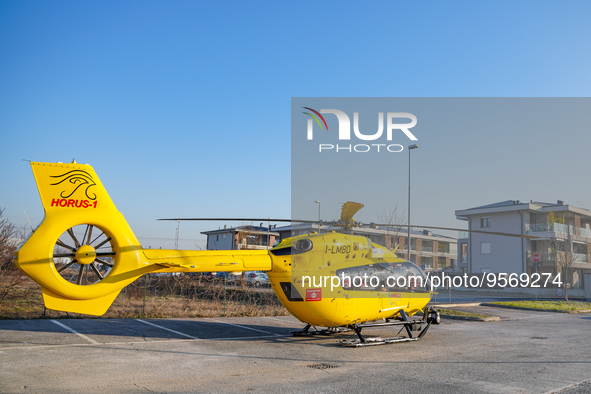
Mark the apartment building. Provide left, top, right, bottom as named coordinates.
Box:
left=456, top=200, right=591, bottom=298
left=201, top=225, right=279, bottom=250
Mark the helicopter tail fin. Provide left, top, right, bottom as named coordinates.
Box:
left=28, top=161, right=131, bottom=223
left=15, top=161, right=145, bottom=315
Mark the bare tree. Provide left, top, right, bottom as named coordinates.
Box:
left=0, top=208, right=27, bottom=305
left=376, top=204, right=404, bottom=251
left=541, top=236, right=576, bottom=301
left=0, top=209, right=20, bottom=272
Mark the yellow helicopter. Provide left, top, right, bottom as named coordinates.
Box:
left=14, top=161, right=521, bottom=346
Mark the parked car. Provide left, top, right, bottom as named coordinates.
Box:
left=245, top=272, right=270, bottom=288
left=202, top=272, right=214, bottom=281
left=213, top=272, right=230, bottom=282
left=213, top=272, right=241, bottom=285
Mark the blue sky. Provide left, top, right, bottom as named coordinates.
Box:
left=1, top=1, right=590, bottom=248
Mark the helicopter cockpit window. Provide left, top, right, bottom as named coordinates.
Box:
left=336, top=261, right=428, bottom=293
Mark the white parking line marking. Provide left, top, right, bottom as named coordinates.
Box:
left=0, top=334, right=287, bottom=351
left=50, top=320, right=99, bottom=344
left=264, top=316, right=297, bottom=325
left=207, top=318, right=282, bottom=336
left=135, top=319, right=199, bottom=339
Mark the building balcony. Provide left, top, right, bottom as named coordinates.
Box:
left=526, top=223, right=591, bottom=238
left=526, top=222, right=573, bottom=234
left=398, top=248, right=456, bottom=259
left=237, top=245, right=271, bottom=250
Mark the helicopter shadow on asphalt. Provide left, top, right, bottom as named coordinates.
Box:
left=0, top=316, right=445, bottom=349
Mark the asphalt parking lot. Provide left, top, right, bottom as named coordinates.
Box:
left=1, top=307, right=590, bottom=393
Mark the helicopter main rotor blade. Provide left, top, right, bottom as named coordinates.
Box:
left=367, top=223, right=537, bottom=239
left=158, top=219, right=535, bottom=238
left=158, top=218, right=317, bottom=223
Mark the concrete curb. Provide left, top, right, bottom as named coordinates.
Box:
left=480, top=302, right=591, bottom=314
left=431, top=302, right=482, bottom=308
left=439, top=313, right=500, bottom=322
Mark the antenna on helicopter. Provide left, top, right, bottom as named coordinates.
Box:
left=22, top=209, right=34, bottom=233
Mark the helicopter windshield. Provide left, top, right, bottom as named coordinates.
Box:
left=336, top=261, right=429, bottom=293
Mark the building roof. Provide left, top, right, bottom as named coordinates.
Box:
left=467, top=200, right=524, bottom=210
left=201, top=226, right=280, bottom=237
left=466, top=200, right=567, bottom=211
left=456, top=200, right=591, bottom=219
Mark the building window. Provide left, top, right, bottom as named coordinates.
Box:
left=481, top=242, right=491, bottom=254
left=461, top=244, right=467, bottom=263
left=480, top=217, right=490, bottom=228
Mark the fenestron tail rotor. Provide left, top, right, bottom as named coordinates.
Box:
left=52, top=224, right=116, bottom=286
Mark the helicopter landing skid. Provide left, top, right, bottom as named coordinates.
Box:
left=338, top=307, right=440, bottom=347
left=291, top=324, right=352, bottom=337
left=339, top=336, right=420, bottom=347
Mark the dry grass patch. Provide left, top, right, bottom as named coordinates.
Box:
left=489, top=300, right=591, bottom=312
left=0, top=273, right=289, bottom=319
